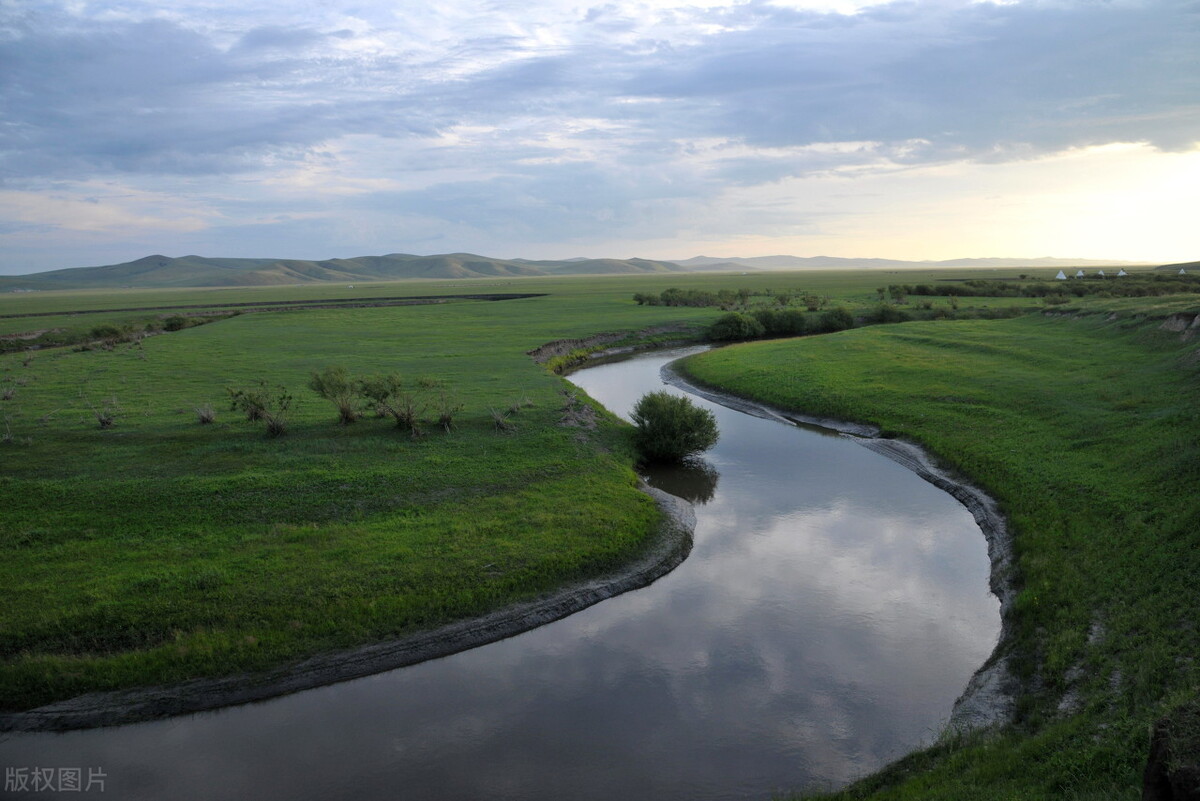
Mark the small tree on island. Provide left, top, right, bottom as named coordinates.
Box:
left=630, top=391, right=719, bottom=463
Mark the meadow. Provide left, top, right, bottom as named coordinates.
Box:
left=680, top=305, right=1200, bottom=798
left=2, top=266, right=1195, bottom=798
left=0, top=275, right=725, bottom=710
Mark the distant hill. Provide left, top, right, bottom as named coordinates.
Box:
left=673, top=255, right=1148, bottom=270
left=0, top=251, right=1162, bottom=291
left=1154, top=260, right=1200, bottom=273
left=0, top=253, right=688, bottom=290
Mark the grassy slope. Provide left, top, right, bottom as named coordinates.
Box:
left=679, top=311, right=1200, bottom=798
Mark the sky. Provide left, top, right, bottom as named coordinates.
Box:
left=1, top=0, right=1198, bottom=275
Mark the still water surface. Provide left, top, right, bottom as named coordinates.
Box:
left=0, top=347, right=998, bottom=800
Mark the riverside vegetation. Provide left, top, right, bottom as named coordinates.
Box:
left=629, top=391, right=719, bottom=463
left=1, top=268, right=1196, bottom=798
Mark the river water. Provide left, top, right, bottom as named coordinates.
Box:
left=0, top=347, right=998, bottom=800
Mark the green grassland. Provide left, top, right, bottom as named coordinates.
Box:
left=679, top=310, right=1200, bottom=798
left=0, top=280, right=729, bottom=711
left=2, top=267, right=1195, bottom=798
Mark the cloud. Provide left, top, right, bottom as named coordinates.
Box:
left=5, top=1, right=1197, bottom=183
left=1, top=0, right=1198, bottom=271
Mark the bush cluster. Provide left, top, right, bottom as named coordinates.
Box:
left=634, top=288, right=752, bottom=308
left=884, top=274, right=1200, bottom=301
left=630, top=391, right=719, bottom=463
left=228, top=381, right=293, bottom=437
left=707, top=306, right=854, bottom=341
left=633, top=287, right=830, bottom=311
left=224, top=367, right=467, bottom=439
left=704, top=301, right=1024, bottom=343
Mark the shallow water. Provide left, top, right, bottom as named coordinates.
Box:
left=0, top=347, right=998, bottom=800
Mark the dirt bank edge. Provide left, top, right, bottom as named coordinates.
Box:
left=0, top=486, right=695, bottom=733
left=662, top=361, right=1021, bottom=734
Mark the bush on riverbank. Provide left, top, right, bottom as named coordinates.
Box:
left=630, top=391, right=719, bottom=463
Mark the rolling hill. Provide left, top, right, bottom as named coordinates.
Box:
left=0, top=253, right=688, bottom=290
left=0, top=251, right=1165, bottom=291
left=1155, top=260, right=1199, bottom=272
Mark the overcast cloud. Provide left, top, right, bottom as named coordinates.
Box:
left=1, top=0, right=1197, bottom=272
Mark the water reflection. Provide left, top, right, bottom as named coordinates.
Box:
left=644, top=457, right=720, bottom=505
left=0, top=347, right=999, bottom=801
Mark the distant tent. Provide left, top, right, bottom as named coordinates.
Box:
left=1181, top=268, right=1188, bottom=275
left=1097, top=270, right=1106, bottom=277
left=1055, top=270, right=1068, bottom=280
left=1117, top=269, right=1128, bottom=277
left=1075, top=270, right=1086, bottom=278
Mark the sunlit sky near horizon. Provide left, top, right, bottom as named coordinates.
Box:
left=1, top=0, right=1197, bottom=275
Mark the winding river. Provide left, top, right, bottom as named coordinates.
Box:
left=0, top=347, right=999, bottom=800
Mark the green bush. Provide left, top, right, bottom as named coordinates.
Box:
left=308, top=365, right=361, bottom=424
left=90, top=324, right=124, bottom=340
left=630, top=391, right=719, bottom=463
left=358, top=373, right=427, bottom=434
left=707, top=312, right=765, bottom=341
left=869, top=303, right=910, bottom=324
left=815, top=306, right=855, bottom=333
left=751, top=308, right=778, bottom=333
left=772, top=309, right=807, bottom=336
left=227, top=381, right=293, bottom=436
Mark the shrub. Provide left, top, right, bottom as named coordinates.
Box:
left=228, top=382, right=292, bottom=436
left=751, top=308, right=778, bottom=333
left=90, top=396, right=120, bottom=429
left=708, top=312, right=765, bottom=341
left=261, top=391, right=293, bottom=437
left=358, top=374, right=425, bottom=432
left=162, top=316, right=190, bottom=332
left=630, top=391, right=719, bottom=463
left=746, top=308, right=807, bottom=337
left=815, top=307, right=855, bottom=333
left=869, top=303, right=910, bottom=324
left=227, top=384, right=268, bottom=421
left=194, top=404, right=216, bottom=424
left=436, top=389, right=464, bottom=433
left=90, top=324, right=125, bottom=341
left=507, top=393, right=534, bottom=415
left=490, top=407, right=515, bottom=433
left=308, top=365, right=361, bottom=424
left=769, top=309, right=807, bottom=336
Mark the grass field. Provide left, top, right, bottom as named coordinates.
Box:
left=0, top=280, right=729, bottom=710
left=3, top=267, right=1195, bottom=797
left=679, top=309, right=1200, bottom=798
